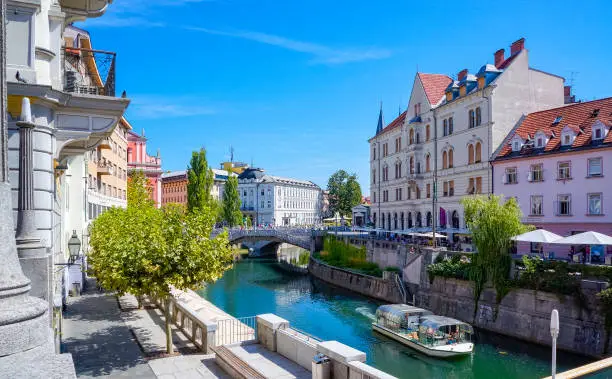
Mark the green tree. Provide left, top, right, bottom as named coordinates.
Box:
left=187, top=148, right=214, bottom=212
left=89, top=174, right=233, bottom=354
left=221, top=176, right=242, bottom=226
left=327, top=170, right=362, bottom=217
left=462, top=195, right=533, bottom=317
left=127, top=170, right=153, bottom=207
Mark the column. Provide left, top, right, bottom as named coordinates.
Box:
left=16, top=97, right=52, bottom=303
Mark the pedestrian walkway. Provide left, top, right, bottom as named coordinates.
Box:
left=225, top=344, right=311, bottom=379
left=148, top=354, right=230, bottom=379
left=62, top=279, right=155, bottom=378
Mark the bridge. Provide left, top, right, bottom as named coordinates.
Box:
left=212, top=228, right=327, bottom=252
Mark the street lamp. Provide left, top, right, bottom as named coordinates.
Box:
left=56, top=230, right=82, bottom=266
left=550, top=309, right=560, bottom=379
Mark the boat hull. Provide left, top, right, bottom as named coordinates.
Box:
left=372, top=323, right=473, bottom=358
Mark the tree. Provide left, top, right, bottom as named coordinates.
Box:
left=187, top=148, right=214, bottom=212
left=127, top=170, right=153, bottom=207
left=462, top=195, right=533, bottom=317
left=327, top=170, right=362, bottom=217
left=89, top=173, right=233, bottom=354
left=221, top=176, right=242, bottom=227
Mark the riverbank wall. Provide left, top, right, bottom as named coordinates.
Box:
left=308, top=257, right=404, bottom=303
left=420, top=277, right=610, bottom=357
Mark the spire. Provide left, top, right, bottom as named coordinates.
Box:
left=376, top=102, right=384, bottom=135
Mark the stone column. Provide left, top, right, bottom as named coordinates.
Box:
left=16, top=97, right=52, bottom=304
left=0, top=0, right=50, bottom=362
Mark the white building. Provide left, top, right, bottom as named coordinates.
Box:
left=369, top=38, right=565, bottom=239
left=238, top=168, right=321, bottom=226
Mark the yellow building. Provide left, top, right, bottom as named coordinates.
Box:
left=221, top=161, right=249, bottom=175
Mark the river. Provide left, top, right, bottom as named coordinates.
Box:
left=198, top=259, right=599, bottom=379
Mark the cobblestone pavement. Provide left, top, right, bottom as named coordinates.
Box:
left=62, top=279, right=155, bottom=378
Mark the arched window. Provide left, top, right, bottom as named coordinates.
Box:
left=426, top=212, right=432, bottom=227
left=468, top=144, right=474, bottom=164
left=416, top=133, right=421, bottom=144
left=416, top=212, right=422, bottom=227
left=426, top=154, right=431, bottom=172
left=409, top=129, right=414, bottom=145
left=469, top=109, right=475, bottom=128
left=476, top=107, right=482, bottom=126
left=387, top=213, right=391, bottom=231
left=443, top=119, right=448, bottom=136
left=409, top=157, right=414, bottom=174
left=394, top=213, right=398, bottom=230
left=416, top=161, right=421, bottom=174
left=449, top=117, right=454, bottom=134
left=452, top=211, right=460, bottom=229
left=442, top=151, right=448, bottom=169
left=449, top=149, right=454, bottom=168
left=426, top=125, right=431, bottom=141
left=408, top=213, right=413, bottom=228
left=373, top=213, right=377, bottom=228
left=400, top=212, right=405, bottom=230
left=381, top=213, right=385, bottom=229
left=475, top=142, right=482, bottom=163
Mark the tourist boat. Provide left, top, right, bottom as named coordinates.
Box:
left=372, top=304, right=474, bottom=358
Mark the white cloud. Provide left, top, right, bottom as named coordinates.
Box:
left=127, top=96, right=217, bottom=119
left=185, top=27, right=392, bottom=64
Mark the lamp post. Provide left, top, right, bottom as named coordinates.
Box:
left=55, top=230, right=82, bottom=266
left=551, top=309, right=560, bottom=379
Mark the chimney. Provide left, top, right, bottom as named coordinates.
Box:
left=564, top=85, right=571, bottom=96
left=510, top=38, right=525, bottom=56
left=494, top=48, right=505, bottom=68
left=458, top=69, right=468, bottom=81
left=564, top=85, right=576, bottom=104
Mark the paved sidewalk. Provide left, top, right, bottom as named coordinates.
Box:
left=148, top=355, right=230, bottom=379
left=62, top=279, right=155, bottom=378
left=226, top=344, right=311, bottom=379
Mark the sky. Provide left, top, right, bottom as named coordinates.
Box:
left=80, top=0, right=612, bottom=194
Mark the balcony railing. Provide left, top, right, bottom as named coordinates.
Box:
left=97, top=162, right=112, bottom=175
left=64, top=47, right=116, bottom=97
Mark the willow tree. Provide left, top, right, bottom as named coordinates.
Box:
left=89, top=171, right=233, bottom=354
left=187, top=148, right=214, bottom=212
left=462, top=195, right=532, bottom=318
left=222, top=175, right=242, bottom=227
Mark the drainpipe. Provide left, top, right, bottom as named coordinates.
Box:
left=482, top=88, right=493, bottom=196
left=432, top=110, right=438, bottom=248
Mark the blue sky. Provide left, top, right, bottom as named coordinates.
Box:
left=80, top=0, right=611, bottom=193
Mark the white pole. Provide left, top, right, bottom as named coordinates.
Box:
left=551, top=309, right=559, bottom=379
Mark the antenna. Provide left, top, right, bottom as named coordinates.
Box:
left=569, top=71, right=578, bottom=87
left=230, top=146, right=234, bottom=162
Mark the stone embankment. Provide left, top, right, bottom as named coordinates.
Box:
left=308, top=256, right=404, bottom=303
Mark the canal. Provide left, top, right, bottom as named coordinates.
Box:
left=198, top=259, right=597, bottom=379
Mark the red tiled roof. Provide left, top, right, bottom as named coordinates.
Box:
left=418, top=73, right=452, bottom=105
left=376, top=110, right=407, bottom=137
left=497, top=98, right=612, bottom=159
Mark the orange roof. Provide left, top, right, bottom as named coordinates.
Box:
left=418, top=73, right=452, bottom=105
left=377, top=111, right=407, bottom=137
left=497, top=98, right=612, bottom=159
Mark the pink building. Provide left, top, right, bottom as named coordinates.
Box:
left=127, top=130, right=163, bottom=207
left=493, top=98, right=612, bottom=261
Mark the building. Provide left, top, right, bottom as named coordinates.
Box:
left=127, top=129, right=162, bottom=207
left=222, top=161, right=250, bottom=175
left=369, top=38, right=565, bottom=242
left=238, top=168, right=322, bottom=226
left=161, top=168, right=232, bottom=207
left=86, top=117, right=130, bottom=220
left=2, top=0, right=126, bottom=373
left=352, top=204, right=371, bottom=227
left=492, top=98, right=612, bottom=259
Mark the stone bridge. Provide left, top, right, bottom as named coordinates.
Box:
left=212, top=228, right=326, bottom=252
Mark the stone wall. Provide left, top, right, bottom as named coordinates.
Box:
left=420, top=277, right=609, bottom=357
left=308, top=257, right=403, bottom=303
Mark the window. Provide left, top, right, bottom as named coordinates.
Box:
left=475, top=142, right=482, bottom=163
left=588, top=158, right=602, bottom=177
left=426, top=125, right=431, bottom=141
left=537, top=137, right=544, bottom=148
left=372, top=169, right=376, bottom=184
left=558, top=162, right=571, bottom=180
left=468, top=144, right=474, bottom=164
left=588, top=193, right=602, bottom=215
left=409, top=129, right=414, bottom=145
left=513, top=140, right=520, bottom=152
left=443, top=181, right=448, bottom=196
left=449, top=180, right=454, bottom=196
left=476, top=177, right=482, bottom=194
left=373, top=147, right=377, bottom=160
left=448, top=149, right=454, bottom=168
left=563, top=134, right=571, bottom=146
left=416, top=186, right=421, bottom=199
left=426, top=183, right=431, bottom=198
left=442, top=151, right=448, bottom=169
left=383, top=143, right=388, bottom=157
left=469, top=110, right=475, bottom=128
left=530, top=195, right=543, bottom=215
left=396, top=188, right=402, bottom=201
left=409, top=157, right=414, bottom=174
left=530, top=164, right=544, bottom=182
left=443, top=119, right=448, bottom=136
left=416, top=133, right=421, bottom=144
left=426, top=154, right=431, bottom=172
left=557, top=195, right=571, bottom=216
left=468, top=178, right=475, bottom=194
left=372, top=192, right=376, bottom=203
left=475, top=107, right=482, bottom=126
left=505, top=167, right=518, bottom=184
left=448, top=117, right=454, bottom=134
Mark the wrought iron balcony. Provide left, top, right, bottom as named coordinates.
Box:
left=64, top=47, right=116, bottom=97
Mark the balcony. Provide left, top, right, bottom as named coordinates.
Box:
left=240, top=206, right=255, bottom=211
left=60, top=0, right=112, bottom=20
left=97, top=162, right=113, bottom=175
left=64, top=47, right=116, bottom=97
left=98, top=138, right=111, bottom=150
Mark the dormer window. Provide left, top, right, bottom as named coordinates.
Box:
left=511, top=135, right=524, bottom=152
left=513, top=141, right=519, bottom=151
left=537, top=137, right=544, bottom=148
left=561, top=125, right=577, bottom=146
left=534, top=131, right=550, bottom=149
left=592, top=121, right=608, bottom=141
left=563, top=134, right=571, bottom=145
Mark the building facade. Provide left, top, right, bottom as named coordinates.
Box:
left=161, top=168, right=231, bottom=207
left=238, top=168, right=322, bottom=226
left=369, top=38, right=565, bottom=240
left=127, top=130, right=162, bottom=207
left=493, top=98, right=612, bottom=259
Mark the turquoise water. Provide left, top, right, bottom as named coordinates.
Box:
left=198, top=259, right=600, bottom=379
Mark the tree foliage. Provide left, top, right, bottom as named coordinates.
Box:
left=221, top=175, right=243, bottom=227
left=187, top=148, right=214, bottom=212
left=89, top=170, right=233, bottom=353
left=462, top=195, right=533, bottom=317
left=327, top=170, right=362, bottom=217
left=127, top=170, right=153, bottom=208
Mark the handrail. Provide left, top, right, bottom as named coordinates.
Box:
left=394, top=274, right=407, bottom=303
left=542, top=357, right=612, bottom=379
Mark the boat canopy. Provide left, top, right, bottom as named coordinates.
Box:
left=420, top=315, right=474, bottom=333
left=375, top=304, right=433, bottom=325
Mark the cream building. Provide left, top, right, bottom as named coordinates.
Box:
left=369, top=38, right=565, bottom=239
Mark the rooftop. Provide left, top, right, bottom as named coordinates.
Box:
left=418, top=73, right=453, bottom=105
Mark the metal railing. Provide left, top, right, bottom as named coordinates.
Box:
left=216, top=316, right=258, bottom=346
left=63, top=47, right=116, bottom=97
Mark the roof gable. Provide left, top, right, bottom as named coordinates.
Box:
left=418, top=73, right=452, bottom=105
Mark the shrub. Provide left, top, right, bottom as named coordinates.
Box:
left=318, top=236, right=382, bottom=277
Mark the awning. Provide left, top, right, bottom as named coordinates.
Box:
left=511, top=229, right=562, bottom=243
left=554, top=231, right=612, bottom=246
